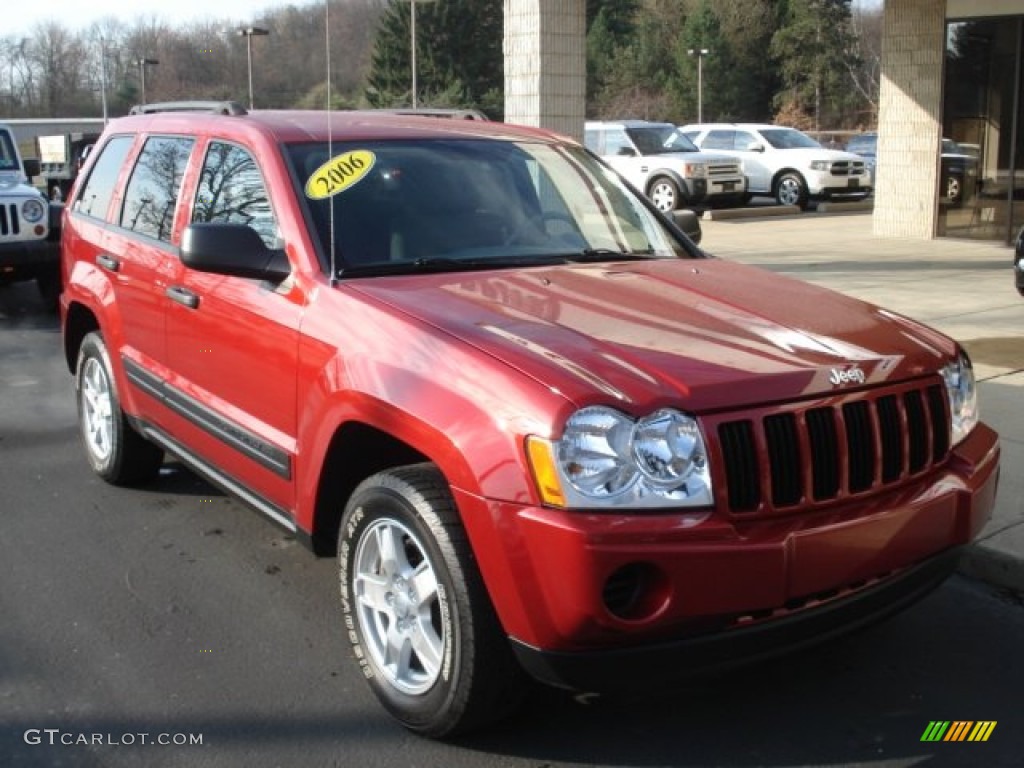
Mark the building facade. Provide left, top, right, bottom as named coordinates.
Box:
left=876, top=0, right=1024, bottom=242
left=504, top=0, right=1023, bottom=242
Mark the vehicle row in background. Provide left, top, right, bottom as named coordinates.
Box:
left=680, top=123, right=872, bottom=209
left=585, top=120, right=746, bottom=212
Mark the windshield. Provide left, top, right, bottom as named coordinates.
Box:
left=625, top=125, right=700, bottom=155
left=287, top=139, right=695, bottom=277
left=0, top=130, right=20, bottom=172
left=759, top=128, right=822, bottom=150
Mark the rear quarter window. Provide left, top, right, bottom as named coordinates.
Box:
left=73, top=135, right=134, bottom=221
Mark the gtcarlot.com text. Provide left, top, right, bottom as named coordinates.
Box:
left=24, top=729, right=204, bottom=747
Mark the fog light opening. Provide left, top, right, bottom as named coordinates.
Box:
left=602, top=562, right=669, bottom=622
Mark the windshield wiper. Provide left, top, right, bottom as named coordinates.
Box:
left=336, top=254, right=569, bottom=278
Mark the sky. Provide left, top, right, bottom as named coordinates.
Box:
left=9, top=0, right=288, bottom=38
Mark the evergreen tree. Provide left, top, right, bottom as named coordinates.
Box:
left=366, top=0, right=503, bottom=117
left=770, top=0, right=860, bottom=129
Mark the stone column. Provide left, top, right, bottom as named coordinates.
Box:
left=873, top=0, right=945, bottom=238
left=503, top=0, right=586, bottom=142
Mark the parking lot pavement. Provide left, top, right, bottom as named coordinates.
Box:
left=702, top=211, right=1024, bottom=593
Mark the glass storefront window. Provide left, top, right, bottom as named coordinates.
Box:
left=942, top=17, right=1024, bottom=242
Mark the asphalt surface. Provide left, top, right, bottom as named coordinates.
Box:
left=2, top=215, right=1024, bottom=767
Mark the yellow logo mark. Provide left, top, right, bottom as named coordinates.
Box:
left=305, top=150, right=376, bottom=200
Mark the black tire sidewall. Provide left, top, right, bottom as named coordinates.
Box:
left=338, top=478, right=466, bottom=734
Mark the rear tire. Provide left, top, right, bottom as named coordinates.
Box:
left=75, top=332, right=163, bottom=485
left=338, top=464, right=527, bottom=738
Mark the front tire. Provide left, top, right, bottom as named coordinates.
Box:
left=338, top=464, right=526, bottom=738
left=945, top=174, right=963, bottom=206
left=775, top=172, right=809, bottom=209
left=75, top=332, right=163, bottom=485
left=648, top=177, right=682, bottom=212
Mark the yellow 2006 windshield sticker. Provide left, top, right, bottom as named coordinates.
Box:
left=305, top=150, right=376, bottom=200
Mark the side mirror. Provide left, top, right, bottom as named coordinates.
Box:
left=616, top=146, right=638, bottom=157
left=743, top=142, right=764, bottom=153
left=23, top=157, right=40, bottom=179
left=180, top=223, right=290, bottom=281
left=670, top=209, right=702, bottom=246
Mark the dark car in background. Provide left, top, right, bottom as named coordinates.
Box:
left=845, top=132, right=978, bottom=206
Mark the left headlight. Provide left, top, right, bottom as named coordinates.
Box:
left=941, top=349, right=978, bottom=446
left=526, top=405, right=714, bottom=509
left=22, top=198, right=46, bottom=223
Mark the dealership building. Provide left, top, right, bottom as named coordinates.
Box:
left=503, top=0, right=1024, bottom=244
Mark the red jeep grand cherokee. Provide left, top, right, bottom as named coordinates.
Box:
left=61, top=104, right=1000, bottom=737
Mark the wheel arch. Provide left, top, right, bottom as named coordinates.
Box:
left=771, top=167, right=807, bottom=191
left=63, top=301, right=101, bottom=374
left=645, top=169, right=687, bottom=198
left=309, top=420, right=431, bottom=555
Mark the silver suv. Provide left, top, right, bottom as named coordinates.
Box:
left=585, top=120, right=746, bottom=211
left=681, top=123, right=872, bottom=209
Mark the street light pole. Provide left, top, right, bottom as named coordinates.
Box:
left=137, top=57, right=158, bottom=105
left=687, top=48, right=709, bottom=123
left=237, top=26, right=269, bottom=110
left=410, top=0, right=437, bottom=109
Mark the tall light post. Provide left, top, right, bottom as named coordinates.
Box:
left=688, top=48, right=709, bottom=123
left=410, top=0, right=437, bottom=109
left=137, top=57, right=158, bottom=105
left=237, top=26, right=270, bottom=110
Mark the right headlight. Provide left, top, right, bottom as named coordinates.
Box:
left=21, top=198, right=46, bottom=224
left=941, top=349, right=978, bottom=446
left=682, top=162, right=707, bottom=179
left=527, top=405, right=714, bottom=509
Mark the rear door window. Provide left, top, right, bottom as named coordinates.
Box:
left=702, top=130, right=736, bottom=151
left=120, top=136, right=194, bottom=242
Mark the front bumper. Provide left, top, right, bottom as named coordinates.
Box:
left=0, top=239, right=57, bottom=281
left=456, top=423, right=999, bottom=691
left=806, top=169, right=871, bottom=198
left=685, top=177, right=746, bottom=203
left=512, top=547, right=962, bottom=691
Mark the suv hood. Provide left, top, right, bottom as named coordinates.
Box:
left=352, top=259, right=953, bottom=413
left=655, top=150, right=738, bottom=165
left=773, top=147, right=866, bottom=166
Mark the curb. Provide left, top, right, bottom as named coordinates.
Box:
left=702, top=205, right=801, bottom=221
left=958, top=543, right=1024, bottom=594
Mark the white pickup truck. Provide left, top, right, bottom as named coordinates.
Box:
left=585, top=120, right=746, bottom=212
left=0, top=122, right=60, bottom=306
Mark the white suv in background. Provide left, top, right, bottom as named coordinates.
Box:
left=680, top=123, right=872, bottom=209
left=585, top=121, right=746, bottom=211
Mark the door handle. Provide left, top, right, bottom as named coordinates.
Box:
left=166, top=285, right=199, bottom=310
left=96, top=253, right=120, bottom=272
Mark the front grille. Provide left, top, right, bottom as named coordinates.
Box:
left=714, top=380, right=950, bottom=515
left=708, top=163, right=742, bottom=177
left=0, top=203, right=20, bottom=237
left=829, top=161, right=866, bottom=177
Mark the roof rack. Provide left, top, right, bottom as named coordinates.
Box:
left=373, top=108, right=489, bottom=121
left=129, top=101, right=248, bottom=116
